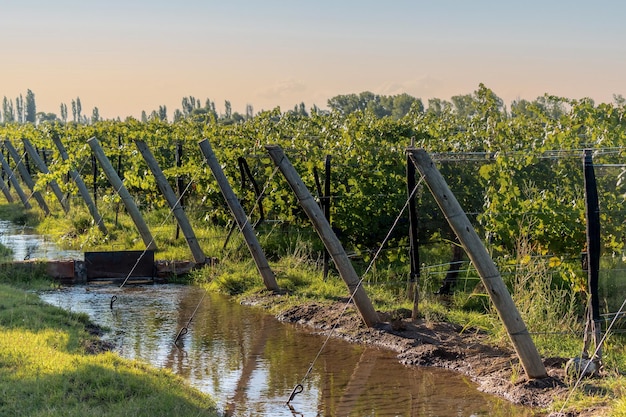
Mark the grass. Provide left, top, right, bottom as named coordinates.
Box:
left=0, top=264, right=218, bottom=416
left=8, top=202, right=626, bottom=415
left=0, top=295, right=218, bottom=416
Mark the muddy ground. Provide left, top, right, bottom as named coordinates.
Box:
left=243, top=294, right=608, bottom=417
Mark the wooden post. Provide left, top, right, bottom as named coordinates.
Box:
left=0, top=150, right=31, bottom=209
left=87, top=137, right=156, bottom=250
left=135, top=140, right=206, bottom=264
left=583, top=150, right=602, bottom=361
left=265, top=144, right=380, bottom=327
left=22, top=138, right=69, bottom=213
left=4, top=140, right=50, bottom=215
left=52, top=135, right=108, bottom=235
left=408, top=148, right=547, bottom=379
left=198, top=139, right=279, bottom=292
left=0, top=163, right=14, bottom=203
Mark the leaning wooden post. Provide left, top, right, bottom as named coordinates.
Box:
left=22, top=138, right=69, bottom=213
left=0, top=150, right=31, bottom=209
left=4, top=140, right=50, bottom=215
left=266, top=144, right=380, bottom=327
left=0, top=163, right=14, bottom=203
left=88, top=137, right=156, bottom=250
left=198, top=139, right=279, bottom=292
left=52, top=135, right=108, bottom=235
left=135, top=140, right=206, bottom=264
left=408, top=148, right=547, bottom=379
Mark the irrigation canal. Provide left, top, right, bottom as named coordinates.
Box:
left=1, top=221, right=539, bottom=416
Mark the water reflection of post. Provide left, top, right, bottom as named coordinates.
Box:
left=163, top=288, right=204, bottom=376
left=223, top=314, right=272, bottom=416
left=333, top=349, right=380, bottom=416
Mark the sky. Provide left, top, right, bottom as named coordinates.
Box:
left=1, top=0, right=625, bottom=120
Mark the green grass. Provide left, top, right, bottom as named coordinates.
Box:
left=0, top=203, right=39, bottom=226
left=0, top=268, right=218, bottom=417
left=7, top=202, right=626, bottom=415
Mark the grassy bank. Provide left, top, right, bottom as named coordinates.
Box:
left=12, top=203, right=626, bottom=415
left=0, top=264, right=218, bottom=417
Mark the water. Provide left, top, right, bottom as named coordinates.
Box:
left=0, top=220, right=82, bottom=261
left=40, top=284, right=539, bottom=417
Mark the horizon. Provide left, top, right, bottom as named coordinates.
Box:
left=1, top=1, right=624, bottom=120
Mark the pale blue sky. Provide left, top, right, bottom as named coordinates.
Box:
left=1, top=0, right=624, bottom=119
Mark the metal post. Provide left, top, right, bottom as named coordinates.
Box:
left=406, top=151, right=420, bottom=319
left=583, top=149, right=602, bottom=361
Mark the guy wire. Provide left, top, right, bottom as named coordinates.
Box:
left=218, top=161, right=281, bottom=262
left=559, top=294, right=626, bottom=413
left=118, top=171, right=198, bottom=290
left=288, top=175, right=424, bottom=402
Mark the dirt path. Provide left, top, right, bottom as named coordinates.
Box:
left=243, top=295, right=607, bottom=417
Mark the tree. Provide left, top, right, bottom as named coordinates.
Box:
left=392, top=93, right=422, bottom=119
left=450, top=94, right=477, bottom=118
left=181, top=96, right=200, bottom=116
left=245, top=104, right=254, bottom=120
left=427, top=98, right=452, bottom=115
left=141, top=110, right=148, bottom=123
left=298, top=102, right=308, bottom=117
left=71, top=100, right=77, bottom=122
left=327, top=93, right=361, bottom=115
left=173, top=109, right=183, bottom=122
left=92, top=107, right=100, bottom=123
left=15, top=94, right=24, bottom=123
left=158, top=105, right=167, bottom=121
left=328, top=91, right=422, bottom=119
left=60, top=103, right=68, bottom=123
left=25, top=89, right=36, bottom=124
left=76, top=97, right=82, bottom=122
left=224, top=100, right=232, bottom=119
left=36, top=112, right=57, bottom=124
left=3, top=97, right=14, bottom=123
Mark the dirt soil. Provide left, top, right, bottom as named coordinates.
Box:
left=242, top=294, right=608, bottom=417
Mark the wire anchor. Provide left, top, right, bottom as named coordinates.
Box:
left=286, top=383, right=303, bottom=405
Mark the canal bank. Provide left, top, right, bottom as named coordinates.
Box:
left=40, top=283, right=540, bottom=417
left=0, top=206, right=611, bottom=416
left=0, top=280, right=218, bottom=417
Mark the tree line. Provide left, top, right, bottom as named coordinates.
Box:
left=0, top=86, right=575, bottom=126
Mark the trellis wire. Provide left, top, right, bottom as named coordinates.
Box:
left=287, top=174, right=424, bottom=404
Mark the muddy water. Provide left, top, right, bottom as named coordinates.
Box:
left=0, top=220, right=82, bottom=261
left=40, top=284, right=540, bottom=417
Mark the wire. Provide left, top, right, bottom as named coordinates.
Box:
left=559, top=294, right=626, bottom=413
left=287, top=174, right=424, bottom=404
left=118, top=172, right=198, bottom=289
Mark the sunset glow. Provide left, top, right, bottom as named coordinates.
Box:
left=1, top=0, right=624, bottom=119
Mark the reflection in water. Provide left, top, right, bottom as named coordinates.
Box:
left=40, top=285, right=539, bottom=417
left=0, top=220, right=82, bottom=261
